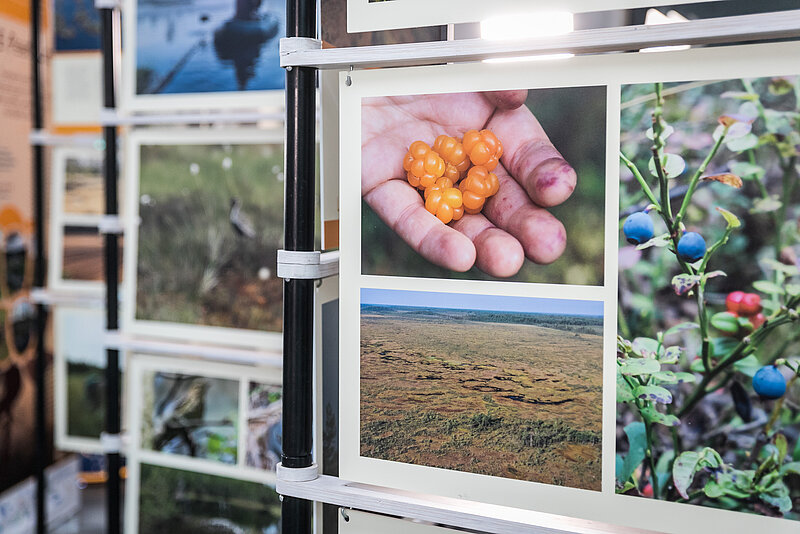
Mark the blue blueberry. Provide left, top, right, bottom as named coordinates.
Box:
left=677, top=232, right=706, bottom=263
left=752, top=365, right=786, bottom=399
left=623, top=212, right=654, bottom=245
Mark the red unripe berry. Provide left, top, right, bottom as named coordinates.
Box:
left=725, top=291, right=746, bottom=314
left=751, top=313, right=766, bottom=329
left=739, top=293, right=762, bottom=317
left=641, top=484, right=654, bottom=498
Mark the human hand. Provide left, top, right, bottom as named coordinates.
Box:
left=361, top=90, right=576, bottom=278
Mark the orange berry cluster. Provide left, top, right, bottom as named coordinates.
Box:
left=402, top=130, right=502, bottom=224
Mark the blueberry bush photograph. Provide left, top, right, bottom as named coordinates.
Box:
left=137, top=464, right=281, bottom=533
left=617, top=75, right=800, bottom=521
left=136, top=0, right=285, bottom=96
left=360, top=288, right=603, bottom=490
left=141, top=371, right=239, bottom=464
left=361, top=85, right=606, bottom=286
left=135, top=142, right=283, bottom=332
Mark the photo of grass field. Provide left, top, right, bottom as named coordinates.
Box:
left=135, top=141, right=283, bottom=332
left=59, top=307, right=107, bottom=439
left=137, top=463, right=281, bottom=533
left=64, top=153, right=103, bottom=215
left=360, top=288, right=603, bottom=490
left=141, top=371, right=239, bottom=464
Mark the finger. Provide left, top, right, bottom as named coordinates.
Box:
left=364, top=179, right=476, bottom=272
left=487, top=105, right=577, bottom=208
left=482, top=90, right=529, bottom=110
left=451, top=213, right=524, bottom=278
left=483, top=166, right=567, bottom=265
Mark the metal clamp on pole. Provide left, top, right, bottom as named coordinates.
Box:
left=98, top=215, right=124, bottom=234
left=277, top=462, right=319, bottom=483
left=94, top=0, right=121, bottom=9
left=99, top=432, right=124, bottom=454
left=277, top=250, right=339, bottom=280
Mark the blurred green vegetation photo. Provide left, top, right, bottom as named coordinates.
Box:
left=137, top=143, right=284, bottom=332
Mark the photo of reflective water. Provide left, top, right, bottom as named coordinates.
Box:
left=136, top=0, right=285, bottom=95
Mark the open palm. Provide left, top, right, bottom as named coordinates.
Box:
left=362, top=90, right=576, bottom=278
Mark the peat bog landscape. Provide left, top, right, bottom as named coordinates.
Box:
left=360, top=303, right=604, bottom=490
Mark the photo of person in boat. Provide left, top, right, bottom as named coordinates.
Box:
left=135, top=0, right=285, bottom=95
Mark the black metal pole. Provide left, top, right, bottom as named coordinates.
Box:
left=281, top=0, right=316, bottom=532
left=99, top=7, right=121, bottom=534
left=30, top=0, right=49, bottom=532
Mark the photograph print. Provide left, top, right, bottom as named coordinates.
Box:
left=56, top=307, right=108, bottom=442
left=245, top=381, right=282, bottom=471
left=63, top=150, right=104, bottom=216
left=131, top=132, right=284, bottom=339
left=361, top=85, right=607, bottom=286
left=131, top=0, right=285, bottom=104
left=360, top=288, right=603, bottom=490
left=140, top=370, right=239, bottom=465
left=137, top=463, right=281, bottom=533
left=617, top=74, right=800, bottom=521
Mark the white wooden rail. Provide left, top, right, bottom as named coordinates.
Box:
left=280, top=9, right=800, bottom=70
left=278, top=475, right=660, bottom=534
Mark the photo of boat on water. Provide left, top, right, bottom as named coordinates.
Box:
left=134, top=0, right=285, bottom=97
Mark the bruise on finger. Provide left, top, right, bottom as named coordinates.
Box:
left=483, top=170, right=567, bottom=265
left=488, top=107, right=577, bottom=208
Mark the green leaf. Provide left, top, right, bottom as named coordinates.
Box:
left=617, top=371, right=635, bottom=403
left=635, top=385, right=673, bottom=404
left=646, top=124, right=674, bottom=141
left=764, top=109, right=793, bottom=135
left=632, top=337, right=661, bottom=358
left=706, top=472, right=751, bottom=499
left=780, top=462, right=800, bottom=476
left=711, top=337, right=739, bottom=359
left=674, top=372, right=696, bottom=384
left=759, top=258, right=799, bottom=276
left=728, top=161, right=765, bottom=181
left=711, top=312, right=741, bottom=334
left=794, top=436, right=800, bottom=461
left=768, top=77, right=794, bottom=95
left=652, top=370, right=678, bottom=384
left=759, top=480, right=792, bottom=513
left=621, top=358, right=661, bottom=376
left=619, top=422, right=647, bottom=484
left=715, top=207, right=741, bottom=229
left=690, top=358, right=707, bottom=373
left=648, top=153, right=686, bottom=179
left=616, top=480, right=636, bottom=494
left=776, top=434, right=788, bottom=462
left=673, top=451, right=702, bottom=499
left=661, top=346, right=682, bottom=364
left=726, top=133, right=759, bottom=152
left=655, top=450, right=675, bottom=494
left=672, top=274, right=701, bottom=296
left=702, top=270, right=728, bottom=284
left=641, top=406, right=680, bottom=426
left=673, top=449, right=722, bottom=499
left=664, top=322, right=700, bottom=338
left=787, top=284, right=800, bottom=297
left=636, top=233, right=671, bottom=250
left=753, top=280, right=786, bottom=295
left=733, top=354, right=761, bottom=377
left=720, top=91, right=759, bottom=101
left=751, top=195, right=782, bottom=214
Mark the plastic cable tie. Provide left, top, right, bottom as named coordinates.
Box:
left=100, top=432, right=124, bottom=453
left=276, top=462, right=319, bottom=482
left=98, top=215, right=124, bottom=234
left=94, top=0, right=121, bottom=9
